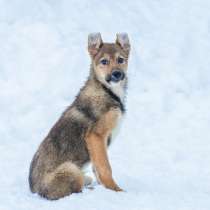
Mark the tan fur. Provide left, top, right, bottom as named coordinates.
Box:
left=85, top=109, right=122, bottom=191
left=86, top=133, right=122, bottom=191
left=93, top=108, right=121, bottom=136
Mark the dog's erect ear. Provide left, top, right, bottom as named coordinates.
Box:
left=88, top=33, right=103, bottom=57
left=116, top=33, right=130, bottom=56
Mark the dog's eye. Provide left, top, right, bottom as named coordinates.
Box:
left=100, top=59, right=109, bottom=65
left=117, top=57, right=124, bottom=64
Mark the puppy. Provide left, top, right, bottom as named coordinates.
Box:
left=29, top=33, right=130, bottom=200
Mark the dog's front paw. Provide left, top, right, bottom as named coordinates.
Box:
left=113, top=185, right=124, bottom=192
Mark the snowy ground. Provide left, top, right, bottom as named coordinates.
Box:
left=1, top=0, right=210, bottom=209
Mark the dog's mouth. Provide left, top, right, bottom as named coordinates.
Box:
left=106, top=71, right=125, bottom=83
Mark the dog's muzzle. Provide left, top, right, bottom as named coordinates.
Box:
left=106, top=70, right=125, bottom=83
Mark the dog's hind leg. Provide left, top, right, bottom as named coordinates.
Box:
left=38, top=161, right=84, bottom=200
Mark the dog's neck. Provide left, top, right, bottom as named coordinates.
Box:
left=100, top=83, right=125, bottom=113
left=109, top=79, right=127, bottom=102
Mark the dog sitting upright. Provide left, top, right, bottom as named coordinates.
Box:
left=29, top=33, right=131, bottom=200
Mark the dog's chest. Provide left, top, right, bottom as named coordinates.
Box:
left=93, top=108, right=122, bottom=136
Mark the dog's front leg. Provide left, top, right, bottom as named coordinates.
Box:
left=86, top=133, right=122, bottom=191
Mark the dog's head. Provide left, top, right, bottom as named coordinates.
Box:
left=88, top=33, right=130, bottom=90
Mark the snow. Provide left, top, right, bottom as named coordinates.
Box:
left=1, top=0, right=210, bottom=209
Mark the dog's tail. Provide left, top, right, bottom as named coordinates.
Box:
left=39, top=161, right=84, bottom=200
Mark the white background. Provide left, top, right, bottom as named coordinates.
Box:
left=0, top=0, right=210, bottom=209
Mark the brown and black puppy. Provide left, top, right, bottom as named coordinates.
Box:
left=29, top=33, right=131, bottom=200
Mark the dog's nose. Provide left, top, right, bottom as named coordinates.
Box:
left=111, top=71, right=125, bottom=82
